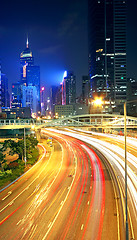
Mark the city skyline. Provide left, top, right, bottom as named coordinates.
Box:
left=0, top=0, right=88, bottom=96
left=0, top=0, right=137, bottom=97
left=0, top=1, right=137, bottom=238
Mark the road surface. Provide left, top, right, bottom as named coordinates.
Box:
left=0, top=131, right=120, bottom=239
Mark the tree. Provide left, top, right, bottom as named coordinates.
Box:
left=27, top=136, right=38, bottom=148
left=2, top=137, right=38, bottom=162
left=0, top=151, right=6, bottom=172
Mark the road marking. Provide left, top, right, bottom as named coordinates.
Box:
left=42, top=141, right=78, bottom=240
left=48, top=222, right=52, bottom=228
left=16, top=220, right=21, bottom=225
left=9, top=200, right=14, bottom=205
left=60, top=201, right=64, bottom=205
left=81, top=224, right=84, bottom=230
left=2, top=191, right=12, bottom=201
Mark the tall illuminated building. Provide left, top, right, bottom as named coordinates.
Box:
left=19, top=38, right=40, bottom=116
left=62, top=71, right=76, bottom=105
left=40, top=87, right=46, bottom=116
left=11, top=82, right=22, bottom=108
left=26, top=65, right=40, bottom=113
left=1, top=73, right=10, bottom=108
left=0, top=62, right=1, bottom=112
left=22, top=85, right=38, bottom=116
left=82, top=76, right=90, bottom=105
left=20, top=38, right=34, bottom=85
left=88, top=0, right=127, bottom=109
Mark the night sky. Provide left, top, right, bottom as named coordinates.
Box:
left=0, top=0, right=137, bottom=97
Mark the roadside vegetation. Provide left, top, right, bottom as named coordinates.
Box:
left=0, top=137, right=39, bottom=188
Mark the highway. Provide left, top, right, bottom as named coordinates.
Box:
left=0, top=130, right=120, bottom=240
left=47, top=128, right=137, bottom=240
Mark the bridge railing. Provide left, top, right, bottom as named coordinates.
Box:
left=0, top=114, right=137, bottom=129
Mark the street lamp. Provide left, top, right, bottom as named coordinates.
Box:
left=93, top=98, right=104, bottom=129
left=93, top=97, right=104, bottom=106
left=124, top=99, right=137, bottom=240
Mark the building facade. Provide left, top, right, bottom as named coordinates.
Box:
left=62, top=71, right=76, bottom=105
left=40, top=87, right=46, bottom=116
left=21, top=85, right=38, bottom=118
left=20, top=38, right=34, bottom=85
left=11, top=82, right=22, bottom=108
left=82, top=75, right=90, bottom=105
left=1, top=73, right=10, bottom=108
left=0, top=63, right=1, bottom=112
left=55, top=105, right=73, bottom=118
left=127, top=78, right=137, bottom=116
left=88, top=0, right=127, bottom=109
left=18, top=39, right=40, bottom=116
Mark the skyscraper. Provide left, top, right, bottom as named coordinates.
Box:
left=40, top=87, right=46, bottom=116
left=82, top=75, right=90, bottom=105
left=114, top=0, right=127, bottom=103
left=0, top=63, right=1, bottom=112
left=88, top=0, right=127, bottom=109
left=62, top=71, right=76, bottom=105
left=19, top=38, right=40, bottom=116
left=20, top=38, right=34, bottom=85
left=11, top=82, right=22, bottom=108
left=22, top=85, right=38, bottom=116
left=26, top=65, right=40, bottom=113
left=1, top=73, right=10, bottom=108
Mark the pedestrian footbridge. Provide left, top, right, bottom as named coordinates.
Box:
left=0, top=114, right=137, bottom=130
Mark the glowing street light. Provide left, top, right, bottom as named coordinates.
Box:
left=93, top=97, right=104, bottom=106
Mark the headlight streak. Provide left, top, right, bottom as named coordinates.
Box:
left=47, top=128, right=137, bottom=239
left=44, top=129, right=106, bottom=239
left=15, top=137, right=65, bottom=239
left=42, top=132, right=78, bottom=240
left=80, top=144, right=105, bottom=240
left=43, top=133, right=105, bottom=240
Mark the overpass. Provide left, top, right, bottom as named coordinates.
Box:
left=0, top=114, right=137, bottom=130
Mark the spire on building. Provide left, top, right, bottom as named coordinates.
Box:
left=26, top=36, right=29, bottom=48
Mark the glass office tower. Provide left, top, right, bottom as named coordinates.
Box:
left=19, top=39, right=40, bottom=116
left=62, top=71, right=76, bottom=105
left=88, top=0, right=127, bottom=107
left=20, top=38, right=34, bottom=85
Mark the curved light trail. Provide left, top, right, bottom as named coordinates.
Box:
left=48, top=128, right=137, bottom=240
left=0, top=129, right=114, bottom=240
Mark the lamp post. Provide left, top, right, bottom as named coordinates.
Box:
left=24, top=127, right=26, bottom=167
left=124, top=102, right=128, bottom=240
left=124, top=99, right=137, bottom=240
